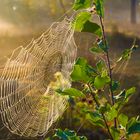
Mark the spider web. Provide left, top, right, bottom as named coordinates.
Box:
left=0, top=18, right=77, bottom=137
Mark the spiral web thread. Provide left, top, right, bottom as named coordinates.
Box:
left=0, top=18, right=77, bottom=137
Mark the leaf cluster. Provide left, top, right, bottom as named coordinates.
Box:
left=51, top=0, right=140, bottom=140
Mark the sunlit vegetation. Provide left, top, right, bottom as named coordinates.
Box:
left=0, top=0, right=140, bottom=140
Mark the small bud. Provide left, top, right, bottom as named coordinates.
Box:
left=87, top=5, right=96, bottom=13
left=88, top=100, right=93, bottom=104
left=98, top=89, right=102, bottom=93
left=96, top=38, right=101, bottom=43
left=81, top=98, right=86, bottom=102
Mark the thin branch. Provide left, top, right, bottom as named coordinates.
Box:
left=88, top=84, right=114, bottom=140
left=99, top=16, right=117, bottom=128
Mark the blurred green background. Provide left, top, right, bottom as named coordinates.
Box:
left=0, top=0, right=140, bottom=139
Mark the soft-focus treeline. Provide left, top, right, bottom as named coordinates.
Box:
left=0, top=0, right=140, bottom=35
left=0, top=0, right=72, bottom=27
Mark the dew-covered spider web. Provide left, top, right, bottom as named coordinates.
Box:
left=0, top=18, right=77, bottom=137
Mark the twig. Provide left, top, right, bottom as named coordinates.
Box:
left=77, top=119, right=86, bottom=133
left=88, top=84, right=114, bottom=140
left=99, top=16, right=117, bottom=128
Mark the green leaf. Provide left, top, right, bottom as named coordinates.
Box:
left=132, top=44, right=139, bottom=51
left=114, top=87, right=136, bottom=102
left=96, top=60, right=105, bottom=72
left=122, top=49, right=131, bottom=60
left=86, top=112, right=105, bottom=128
left=63, top=129, right=76, bottom=137
left=117, top=43, right=139, bottom=62
left=73, top=12, right=101, bottom=37
left=71, top=57, right=92, bottom=82
left=97, top=40, right=108, bottom=52
left=81, top=21, right=102, bottom=37
left=125, top=87, right=136, bottom=99
left=86, top=65, right=97, bottom=75
left=110, top=127, right=120, bottom=140
left=94, top=0, right=104, bottom=17
left=89, top=46, right=103, bottom=53
left=98, top=103, right=111, bottom=114
left=101, top=69, right=108, bottom=77
left=71, top=65, right=90, bottom=82
left=118, top=113, right=128, bottom=128
left=106, top=107, right=118, bottom=121
left=111, top=81, right=120, bottom=92
left=114, top=90, right=126, bottom=100
left=94, top=75, right=110, bottom=89
left=127, top=117, right=137, bottom=132
left=127, top=121, right=140, bottom=135
left=73, top=0, right=91, bottom=10
left=58, top=88, right=85, bottom=97
left=117, top=49, right=132, bottom=62
left=55, top=129, right=68, bottom=140
left=76, top=57, right=88, bottom=66
left=55, top=129, right=87, bottom=140
left=73, top=12, right=91, bottom=31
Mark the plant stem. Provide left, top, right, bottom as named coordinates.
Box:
left=88, top=84, right=114, bottom=140
left=99, top=16, right=117, bottom=128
